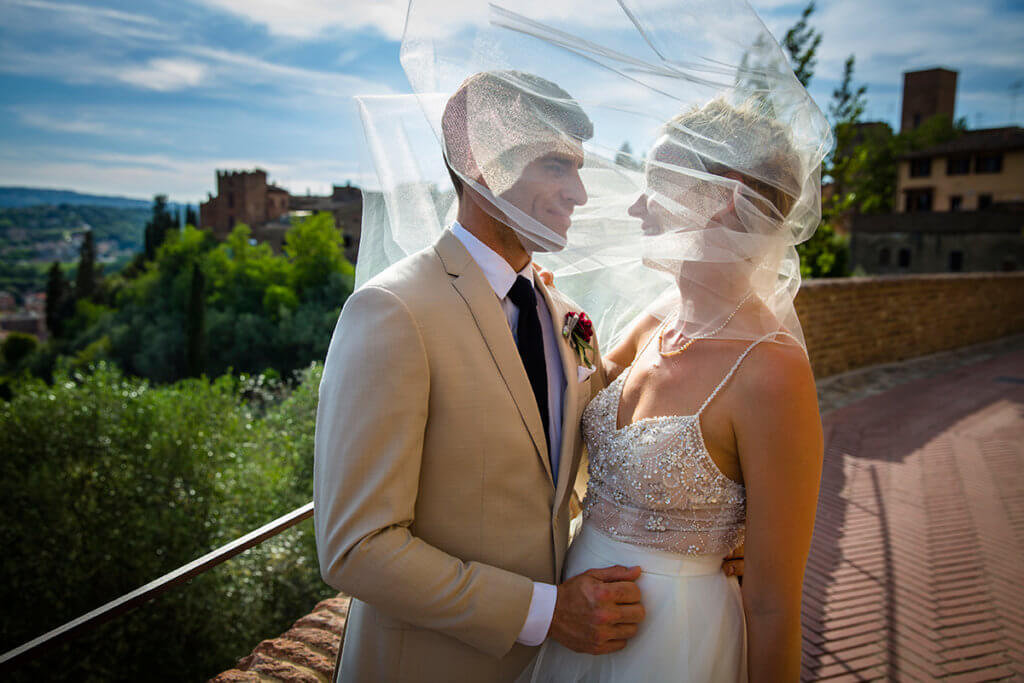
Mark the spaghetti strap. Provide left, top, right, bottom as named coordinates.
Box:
left=695, top=331, right=799, bottom=416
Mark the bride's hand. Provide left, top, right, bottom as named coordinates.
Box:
left=532, top=262, right=554, bottom=287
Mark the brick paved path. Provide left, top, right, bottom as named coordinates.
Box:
left=802, top=347, right=1024, bottom=681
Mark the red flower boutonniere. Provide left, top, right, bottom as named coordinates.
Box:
left=562, top=311, right=595, bottom=369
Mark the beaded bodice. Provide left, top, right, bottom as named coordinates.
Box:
left=580, top=350, right=752, bottom=557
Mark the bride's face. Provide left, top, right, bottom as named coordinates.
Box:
left=628, top=139, right=732, bottom=236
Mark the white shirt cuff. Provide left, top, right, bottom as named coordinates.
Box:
left=516, top=581, right=557, bottom=646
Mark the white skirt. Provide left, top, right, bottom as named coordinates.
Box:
left=520, top=524, right=747, bottom=683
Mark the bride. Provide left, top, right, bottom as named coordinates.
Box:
left=522, top=98, right=824, bottom=682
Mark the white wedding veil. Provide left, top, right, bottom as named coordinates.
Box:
left=355, top=0, right=832, bottom=350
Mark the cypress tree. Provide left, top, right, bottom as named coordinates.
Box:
left=45, top=261, right=66, bottom=337
left=75, top=231, right=95, bottom=301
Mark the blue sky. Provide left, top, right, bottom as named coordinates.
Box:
left=1, top=0, right=1021, bottom=203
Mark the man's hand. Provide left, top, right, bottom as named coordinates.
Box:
left=547, top=565, right=645, bottom=655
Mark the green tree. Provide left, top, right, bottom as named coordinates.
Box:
left=285, top=212, right=352, bottom=299
left=74, top=231, right=96, bottom=300
left=798, top=55, right=867, bottom=278
left=185, top=205, right=198, bottom=228
left=0, top=363, right=332, bottom=682
left=0, top=332, right=38, bottom=369
left=185, top=262, right=205, bottom=377
left=143, top=195, right=177, bottom=262
left=45, top=261, right=68, bottom=337
left=782, top=1, right=822, bottom=87
left=615, top=142, right=642, bottom=171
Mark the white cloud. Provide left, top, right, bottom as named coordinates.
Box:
left=14, top=109, right=148, bottom=138
left=117, top=58, right=208, bottom=92
left=189, top=0, right=688, bottom=41
left=190, top=0, right=410, bottom=40
left=0, top=41, right=394, bottom=101
left=3, top=0, right=171, bottom=43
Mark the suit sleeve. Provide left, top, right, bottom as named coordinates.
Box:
left=313, top=285, right=534, bottom=658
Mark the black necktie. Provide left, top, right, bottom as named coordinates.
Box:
left=507, top=276, right=551, bottom=456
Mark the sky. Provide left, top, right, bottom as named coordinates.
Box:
left=0, top=0, right=1021, bottom=204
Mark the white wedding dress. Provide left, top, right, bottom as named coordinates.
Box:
left=520, top=336, right=773, bottom=683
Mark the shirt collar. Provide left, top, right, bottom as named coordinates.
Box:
left=451, top=221, right=534, bottom=299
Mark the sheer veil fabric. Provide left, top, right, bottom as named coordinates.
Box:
left=356, top=0, right=831, bottom=352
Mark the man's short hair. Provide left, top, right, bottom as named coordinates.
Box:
left=441, top=70, right=593, bottom=198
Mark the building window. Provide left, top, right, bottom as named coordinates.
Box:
left=905, top=188, right=933, bottom=212
left=978, top=194, right=993, bottom=210
left=949, top=251, right=963, bottom=272
left=946, top=157, right=970, bottom=175
left=879, top=247, right=891, bottom=266
left=227, top=192, right=235, bottom=209
left=975, top=154, right=1003, bottom=174
left=949, top=195, right=963, bottom=211
left=898, top=248, right=911, bottom=268
left=909, top=158, right=932, bottom=177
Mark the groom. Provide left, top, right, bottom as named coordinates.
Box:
left=314, top=71, right=646, bottom=682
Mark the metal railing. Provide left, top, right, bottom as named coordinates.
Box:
left=0, top=501, right=314, bottom=671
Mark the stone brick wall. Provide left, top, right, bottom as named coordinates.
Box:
left=209, top=596, right=349, bottom=683
left=210, top=272, right=1024, bottom=682
left=796, top=272, right=1024, bottom=378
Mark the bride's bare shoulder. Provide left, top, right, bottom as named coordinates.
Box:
left=603, top=313, right=663, bottom=381
left=737, top=339, right=817, bottom=412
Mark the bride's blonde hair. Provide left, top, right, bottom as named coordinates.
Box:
left=661, top=98, right=803, bottom=221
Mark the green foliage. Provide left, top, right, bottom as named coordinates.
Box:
left=143, top=195, right=178, bottom=262
left=797, top=221, right=849, bottom=278
left=75, top=230, right=97, bottom=300
left=45, top=261, right=69, bottom=336
left=782, top=2, right=821, bottom=87
left=615, top=142, right=643, bottom=171
left=0, top=362, right=331, bottom=682
left=0, top=204, right=148, bottom=250
left=285, top=211, right=354, bottom=298
left=0, top=259, right=59, bottom=303
left=1, top=331, right=38, bottom=368
left=32, top=213, right=353, bottom=384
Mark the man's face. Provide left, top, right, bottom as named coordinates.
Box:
left=499, top=141, right=587, bottom=246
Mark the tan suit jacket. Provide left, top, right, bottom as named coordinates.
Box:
left=314, top=230, right=605, bottom=682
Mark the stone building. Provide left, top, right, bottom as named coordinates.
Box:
left=199, top=169, right=290, bottom=242
left=199, top=170, right=362, bottom=263
left=900, top=68, right=958, bottom=133
left=849, top=68, right=1024, bottom=275
left=850, top=209, right=1023, bottom=274
left=897, top=126, right=1024, bottom=214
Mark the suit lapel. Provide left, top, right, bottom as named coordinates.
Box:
left=435, top=231, right=553, bottom=486
left=535, top=278, right=582, bottom=506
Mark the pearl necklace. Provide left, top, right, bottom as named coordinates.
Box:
left=658, top=291, right=754, bottom=358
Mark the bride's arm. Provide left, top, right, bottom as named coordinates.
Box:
left=733, top=344, right=823, bottom=682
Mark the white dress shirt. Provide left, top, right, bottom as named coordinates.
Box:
left=451, top=222, right=561, bottom=646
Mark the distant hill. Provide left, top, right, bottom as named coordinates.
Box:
left=0, top=187, right=155, bottom=209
